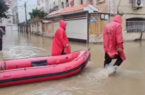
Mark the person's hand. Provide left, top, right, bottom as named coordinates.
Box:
left=65, top=44, right=69, bottom=47
left=65, top=46, right=71, bottom=54
left=117, top=48, right=122, bottom=52
left=64, top=48, right=66, bottom=53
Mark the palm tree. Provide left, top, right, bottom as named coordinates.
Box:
left=29, top=8, right=47, bottom=34
left=29, top=8, right=47, bottom=19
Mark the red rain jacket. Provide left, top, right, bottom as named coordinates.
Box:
left=103, top=15, right=126, bottom=61
left=52, top=20, right=71, bottom=56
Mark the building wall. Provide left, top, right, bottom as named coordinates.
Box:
left=43, top=0, right=145, bottom=41
left=11, top=0, right=18, bottom=24
left=38, top=0, right=63, bottom=13
left=0, top=9, right=13, bottom=26
left=48, top=0, right=60, bottom=12
left=30, top=23, right=38, bottom=33
left=115, top=0, right=145, bottom=14
left=43, top=21, right=54, bottom=37
left=60, top=0, right=87, bottom=8
left=37, top=0, right=45, bottom=11
left=122, top=14, right=145, bottom=41
left=38, top=22, right=43, bottom=34
left=44, top=0, right=49, bottom=12
left=113, top=0, right=145, bottom=40
left=45, top=0, right=106, bottom=12
left=90, top=0, right=145, bottom=41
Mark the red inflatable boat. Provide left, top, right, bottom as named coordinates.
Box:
left=0, top=50, right=90, bottom=87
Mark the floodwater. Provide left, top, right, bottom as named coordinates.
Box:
left=0, top=31, right=145, bottom=95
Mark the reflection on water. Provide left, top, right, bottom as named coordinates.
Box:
left=0, top=31, right=145, bottom=95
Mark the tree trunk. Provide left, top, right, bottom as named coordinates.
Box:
left=139, top=31, right=143, bottom=40
left=135, top=31, right=143, bottom=41
left=37, top=22, right=39, bottom=34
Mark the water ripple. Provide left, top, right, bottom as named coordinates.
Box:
left=2, top=45, right=48, bottom=60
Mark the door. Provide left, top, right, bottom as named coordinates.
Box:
left=89, top=14, right=101, bottom=43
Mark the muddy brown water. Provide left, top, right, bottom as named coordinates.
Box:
left=0, top=31, right=145, bottom=95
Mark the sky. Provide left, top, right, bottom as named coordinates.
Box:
left=18, top=0, right=37, bottom=23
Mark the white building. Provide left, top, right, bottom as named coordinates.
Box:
left=0, top=0, right=16, bottom=33
left=10, top=0, right=19, bottom=24
left=49, top=0, right=60, bottom=12
left=37, top=0, right=50, bottom=12
left=37, top=0, right=45, bottom=11
left=37, top=0, right=61, bottom=13
left=44, top=0, right=50, bottom=12
left=17, top=0, right=37, bottom=23
left=0, top=9, right=13, bottom=26
left=9, top=0, right=37, bottom=24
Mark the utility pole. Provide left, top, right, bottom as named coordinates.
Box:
left=24, top=2, right=28, bottom=34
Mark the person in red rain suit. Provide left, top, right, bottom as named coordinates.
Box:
left=103, top=15, right=126, bottom=71
left=52, top=20, right=71, bottom=56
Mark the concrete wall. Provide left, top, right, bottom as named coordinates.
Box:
left=122, top=14, right=145, bottom=41
left=43, top=22, right=54, bottom=37
left=38, top=22, right=43, bottom=34
left=91, top=0, right=145, bottom=41
left=113, top=0, right=145, bottom=41
left=30, top=23, right=38, bottom=33
left=5, top=25, right=18, bottom=33
left=115, top=0, right=145, bottom=14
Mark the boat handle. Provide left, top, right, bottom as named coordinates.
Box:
left=65, top=66, right=71, bottom=69
left=3, top=75, right=12, bottom=78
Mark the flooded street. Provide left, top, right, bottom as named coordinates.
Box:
left=0, top=31, right=145, bottom=95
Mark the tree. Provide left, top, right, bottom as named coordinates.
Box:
left=29, top=8, right=47, bottom=19
left=29, top=8, right=47, bottom=34
left=39, top=11, right=47, bottom=19
left=0, top=0, right=9, bottom=19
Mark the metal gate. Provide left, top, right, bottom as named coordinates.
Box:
left=126, top=20, right=145, bottom=33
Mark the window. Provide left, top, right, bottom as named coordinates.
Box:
left=37, top=0, right=40, bottom=5
left=50, top=4, right=51, bottom=10
left=66, top=0, right=69, bottom=7
left=8, top=20, right=11, bottom=23
left=62, top=2, right=64, bottom=8
left=80, top=0, right=83, bottom=4
left=88, top=0, right=93, bottom=3
left=129, top=0, right=133, bottom=3
left=0, top=19, right=2, bottom=23
left=126, top=18, right=145, bottom=33
left=70, top=0, right=74, bottom=7
left=53, top=2, right=55, bottom=8
left=41, top=7, right=44, bottom=11
left=97, top=0, right=105, bottom=4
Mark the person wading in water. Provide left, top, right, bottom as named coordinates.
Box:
left=52, top=20, right=71, bottom=56
left=103, top=15, right=126, bottom=72
left=0, top=27, right=5, bottom=51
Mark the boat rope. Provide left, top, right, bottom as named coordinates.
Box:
left=87, top=35, right=103, bottom=51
